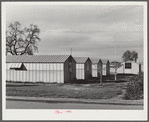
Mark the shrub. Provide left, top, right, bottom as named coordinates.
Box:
left=125, top=72, right=143, bottom=100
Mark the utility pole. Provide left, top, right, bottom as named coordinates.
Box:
left=113, top=9, right=117, bottom=81
left=114, top=35, right=117, bottom=81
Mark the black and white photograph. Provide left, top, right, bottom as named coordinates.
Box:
left=2, top=1, right=147, bottom=121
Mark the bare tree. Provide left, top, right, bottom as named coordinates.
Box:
left=6, top=21, right=40, bottom=55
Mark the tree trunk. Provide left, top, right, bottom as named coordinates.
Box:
left=115, top=67, right=117, bottom=81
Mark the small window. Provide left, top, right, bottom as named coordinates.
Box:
left=125, top=63, right=131, bottom=69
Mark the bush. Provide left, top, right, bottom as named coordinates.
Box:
left=125, top=72, right=143, bottom=100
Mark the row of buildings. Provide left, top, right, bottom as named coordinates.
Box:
left=6, top=55, right=141, bottom=83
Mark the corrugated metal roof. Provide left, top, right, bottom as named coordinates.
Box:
left=101, top=59, right=109, bottom=64
left=6, top=55, right=70, bottom=63
left=73, top=57, right=89, bottom=63
left=90, top=58, right=101, bottom=64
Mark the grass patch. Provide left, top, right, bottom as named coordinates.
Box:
left=6, top=82, right=126, bottom=99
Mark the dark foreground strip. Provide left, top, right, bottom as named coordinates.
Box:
left=6, top=98, right=143, bottom=106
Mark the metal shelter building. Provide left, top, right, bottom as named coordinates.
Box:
left=74, top=57, right=92, bottom=80
left=6, top=55, right=76, bottom=83
left=102, top=59, right=110, bottom=76
left=90, top=58, right=102, bottom=77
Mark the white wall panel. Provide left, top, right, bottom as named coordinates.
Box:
left=82, top=69, right=84, bottom=79
left=36, top=70, right=40, bottom=82
left=76, top=70, right=81, bottom=79
left=77, top=70, right=79, bottom=79
left=39, top=64, right=42, bottom=82
left=50, top=63, right=53, bottom=83
left=53, top=64, right=56, bottom=83
left=46, top=64, right=49, bottom=82
left=9, top=70, right=12, bottom=81
left=49, top=63, right=52, bottom=70
left=43, top=70, right=47, bottom=82
left=11, top=70, right=13, bottom=81
left=14, top=70, right=17, bottom=81
left=32, top=71, right=35, bottom=82
left=57, top=63, right=60, bottom=70
left=25, top=63, right=29, bottom=82
left=30, top=63, right=32, bottom=81
left=61, top=71, right=64, bottom=83
left=26, top=63, right=30, bottom=82
left=32, top=64, right=34, bottom=81
left=76, top=64, right=78, bottom=69
left=19, top=70, right=23, bottom=82
left=131, top=63, right=139, bottom=74
left=53, top=71, right=56, bottom=83
left=18, top=71, right=21, bottom=81
left=43, top=63, right=46, bottom=70
left=42, top=64, right=44, bottom=82
left=53, top=63, right=55, bottom=70
left=6, top=63, right=13, bottom=70
left=15, top=70, right=19, bottom=82
left=46, top=63, right=49, bottom=70
left=102, top=65, right=106, bottom=76
left=33, top=63, right=36, bottom=82
left=82, top=64, right=84, bottom=69
left=92, top=70, right=97, bottom=77
left=117, top=65, right=124, bottom=74
left=46, top=70, right=49, bottom=82
left=36, top=63, right=39, bottom=70
left=92, top=64, right=97, bottom=77
left=76, top=63, right=84, bottom=79
left=6, top=62, right=65, bottom=83
left=32, top=63, right=35, bottom=70
left=57, top=71, right=60, bottom=83
left=17, top=70, right=20, bottom=81
left=25, top=63, right=29, bottom=70
left=22, top=71, right=25, bottom=82
left=61, top=63, right=63, bottom=70
left=45, top=63, right=48, bottom=82
left=14, top=70, right=16, bottom=81
left=76, top=69, right=78, bottom=79
left=50, top=71, right=53, bottom=83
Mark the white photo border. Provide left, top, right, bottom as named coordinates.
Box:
left=2, top=1, right=148, bottom=120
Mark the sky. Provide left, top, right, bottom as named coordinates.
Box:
left=6, top=3, right=144, bottom=63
